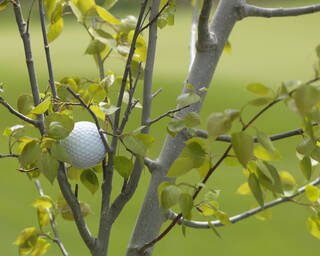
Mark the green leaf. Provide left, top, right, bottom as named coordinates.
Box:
left=279, top=171, right=296, bottom=191
left=99, top=102, right=119, bottom=115
left=300, top=156, right=312, bottom=180
left=122, top=135, right=146, bottom=156
left=19, top=140, right=41, bottom=168
left=176, top=92, right=201, bottom=107
left=58, top=196, right=91, bottom=221
left=80, top=169, right=99, bottom=194
left=215, top=211, right=232, bottom=226
left=37, top=152, right=59, bottom=184
left=167, top=119, right=185, bottom=136
left=206, top=112, right=232, bottom=138
left=255, top=208, right=272, bottom=221
left=135, top=134, right=155, bottom=152
left=181, top=141, right=206, bottom=168
left=167, top=157, right=194, bottom=178
left=96, top=5, right=120, bottom=24
left=256, top=129, right=275, bottom=155
left=305, top=185, right=320, bottom=202
left=262, top=161, right=283, bottom=194
left=51, top=142, right=70, bottom=163
left=293, top=85, right=320, bottom=116
left=87, top=84, right=107, bottom=102
left=17, top=94, right=34, bottom=115
left=248, top=97, right=273, bottom=107
left=114, top=156, right=134, bottom=179
left=32, top=97, right=51, bottom=114
left=85, top=39, right=106, bottom=55
left=158, top=182, right=182, bottom=211
left=32, top=238, right=50, bottom=256
left=47, top=17, right=64, bottom=43
left=246, top=83, right=270, bottom=96
left=179, top=193, right=193, bottom=220
left=296, top=138, right=315, bottom=156
left=0, top=0, right=10, bottom=11
left=45, top=113, right=74, bottom=139
left=183, top=112, right=200, bottom=127
left=231, top=132, right=254, bottom=167
left=67, top=166, right=83, bottom=181
left=306, top=216, right=320, bottom=239
left=248, top=173, right=264, bottom=207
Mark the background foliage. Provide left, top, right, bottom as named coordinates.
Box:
left=0, top=0, right=319, bottom=255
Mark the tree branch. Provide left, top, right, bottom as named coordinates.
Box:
left=189, top=0, right=199, bottom=72
left=0, top=96, right=39, bottom=127
left=197, top=0, right=216, bottom=52
left=34, top=179, right=68, bottom=256
left=66, top=87, right=112, bottom=153
left=167, top=176, right=320, bottom=228
left=193, top=123, right=316, bottom=142
left=56, top=163, right=96, bottom=253
left=238, top=2, right=320, bottom=19
left=12, top=0, right=45, bottom=134
left=38, top=0, right=58, bottom=100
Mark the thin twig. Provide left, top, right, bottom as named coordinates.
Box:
left=38, top=0, right=58, bottom=100
left=0, top=153, right=19, bottom=158
left=152, top=88, right=162, bottom=99
left=0, top=96, right=39, bottom=126
left=167, top=176, right=320, bottom=228
left=26, top=0, right=35, bottom=33
left=66, top=87, right=112, bottom=153
left=140, top=0, right=170, bottom=33
left=148, top=105, right=191, bottom=126
left=34, top=180, right=69, bottom=256
left=17, top=167, right=38, bottom=173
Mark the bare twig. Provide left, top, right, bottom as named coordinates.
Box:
left=57, top=163, right=96, bottom=253
left=0, top=96, right=39, bottom=127
left=66, top=87, right=112, bottom=153
left=140, top=0, right=170, bottom=33
left=167, top=176, right=320, bottom=228
left=17, top=167, right=38, bottom=173
left=34, top=180, right=69, bottom=256
left=238, top=3, right=320, bottom=19
left=38, top=0, right=58, bottom=100
left=12, top=0, right=45, bottom=134
left=152, top=88, right=162, bottom=99
left=0, top=153, right=19, bottom=158
left=193, top=123, right=317, bottom=142
left=148, top=105, right=191, bottom=126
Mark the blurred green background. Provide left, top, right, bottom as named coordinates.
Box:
left=0, top=0, right=320, bottom=255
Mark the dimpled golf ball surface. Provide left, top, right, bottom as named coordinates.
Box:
left=60, top=121, right=107, bottom=169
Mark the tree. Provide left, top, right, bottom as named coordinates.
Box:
left=1, top=0, right=320, bottom=255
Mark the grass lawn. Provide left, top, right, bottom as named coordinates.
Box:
left=0, top=1, right=320, bottom=255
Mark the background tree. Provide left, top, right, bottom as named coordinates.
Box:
left=0, top=0, right=320, bottom=256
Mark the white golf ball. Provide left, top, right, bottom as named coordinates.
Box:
left=60, top=121, right=107, bottom=169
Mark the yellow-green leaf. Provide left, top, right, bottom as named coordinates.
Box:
left=158, top=182, right=182, bottom=210
left=47, top=17, right=64, bottom=43
left=114, top=156, right=134, bottom=179
left=300, top=156, right=312, bottom=180
left=37, top=152, right=59, bottom=184
left=17, top=94, right=34, bottom=115
left=31, top=238, right=50, bottom=256
left=96, top=5, right=120, bottom=24
left=305, top=185, right=320, bottom=202
left=306, top=216, right=320, bottom=239
left=293, top=85, right=320, bottom=116
left=254, top=144, right=281, bottom=161
left=19, top=140, right=41, bottom=168
left=31, top=97, right=51, bottom=114
left=0, top=0, right=10, bottom=11
left=236, top=182, right=251, bottom=195
left=279, top=171, right=296, bottom=191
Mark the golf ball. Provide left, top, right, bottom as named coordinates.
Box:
left=60, top=121, right=107, bottom=169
